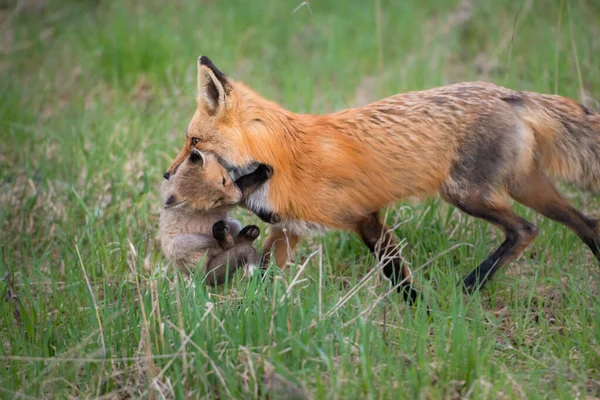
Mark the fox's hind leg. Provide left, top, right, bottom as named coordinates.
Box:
left=508, top=167, right=600, bottom=261
left=441, top=190, right=539, bottom=292
left=444, top=112, right=543, bottom=290
left=355, top=212, right=420, bottom=304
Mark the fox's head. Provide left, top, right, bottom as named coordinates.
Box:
left=164, top=56, right=284, bottom=180
left=162, top=149, right=242, bottom=212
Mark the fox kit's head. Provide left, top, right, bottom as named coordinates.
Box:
left=164, top=56, right=281, bottom=179
left=162, top=149, right=242, bottom=211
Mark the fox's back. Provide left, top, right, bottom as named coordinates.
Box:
left=266, top=82, right=530, bottom=229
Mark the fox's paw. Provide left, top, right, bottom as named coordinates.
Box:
left=460, top=272, right=485, bottom=294
left=399, top=283, right=420, bottom=304
left=212, top=220, right=232, bottom=242
left=238, top=225, right=260, bottom=242
left=399, top=284, right=431, bottom=316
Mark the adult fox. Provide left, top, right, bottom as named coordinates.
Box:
left=165, top=56, right=600, bottom=302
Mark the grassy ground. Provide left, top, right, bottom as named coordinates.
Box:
left=1, top=0, right=599, bottom=398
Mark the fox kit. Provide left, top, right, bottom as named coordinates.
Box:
left=165, top=56, right=600, bottom=301
left=159, top=148, right=276, bottom=285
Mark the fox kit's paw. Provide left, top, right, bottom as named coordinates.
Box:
left=213, top=220, right=234, bottom=244
left=238, top=225, right=260, bottom=242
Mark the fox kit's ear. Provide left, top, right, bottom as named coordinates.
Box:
left=189, top=148, right=206, bottom=166
left=197, top=56, right=231, bottom=115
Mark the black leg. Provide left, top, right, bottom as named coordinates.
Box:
left=356, top=212, right=420, bottom=304
left=508, top=167, right=600, bottom=263
left=441, top=192, right=538, bottom=292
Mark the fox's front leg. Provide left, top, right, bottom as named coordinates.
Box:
left=260, top=226, right=300, bottom=269
left=355, top=212, right=421, bottom=305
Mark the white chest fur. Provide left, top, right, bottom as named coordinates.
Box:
left=277, top=219, right=331, bottom=236
left=244, top=183, right=331, bottom=236
left=244, top=182, right=272, bottom=217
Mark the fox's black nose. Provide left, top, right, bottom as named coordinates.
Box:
left=163, top=171, right=170, bottom=180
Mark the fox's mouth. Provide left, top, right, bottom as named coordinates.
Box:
left=216, top=155, right=237, bottom=171
left=227, top=161, right=260, bottom=181
left=215, top=155, right=260, bottom=180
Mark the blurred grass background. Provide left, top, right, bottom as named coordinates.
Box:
left=0, top=0, right=599, bottom=398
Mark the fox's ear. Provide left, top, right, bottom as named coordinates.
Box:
left=189, top=148, right=206, bottom=166
left=197, top=56, right=232, bottom=114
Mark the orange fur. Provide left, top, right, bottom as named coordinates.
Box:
left=167, top=68, right=599, bottom=228
left=165, top=57, right=600, bottom=291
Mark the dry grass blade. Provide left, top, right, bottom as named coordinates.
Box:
left=166, top=320, right=233, bottom=399
left=292, top=1, right=311, bottom=14
left=127, top=239, right=158, bottom=400
left=278, top=248, right=320, bottom=305
left=554, top=0, right=566, bottom=94
left=0, top=354, right=179, bottom=363
left=76, top=244, right=106, bottom=397
left=343, top=242, right=473, bottom=328
left=137, top=321, right=203, bottom=399
left=2, top=245, right=21, bottom=326
left=503, top=8, right=519, bottom=85
left=566, top=0, right=585, bottom=101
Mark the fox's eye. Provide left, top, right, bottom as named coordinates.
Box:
left=222, top=176, right=226, bottom=187
left=191, top=137, right=200, bottom=146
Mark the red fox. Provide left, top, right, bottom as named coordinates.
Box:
left=159, top=148, right=277, bottom=285
left=165, top=56, right=600, bottom=301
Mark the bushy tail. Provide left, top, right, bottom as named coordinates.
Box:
left=509, top=92, right=600, bottom=192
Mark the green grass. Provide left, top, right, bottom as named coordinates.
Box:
left=1, top=0, right=599, bottom=398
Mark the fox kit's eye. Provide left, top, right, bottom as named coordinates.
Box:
left=222, top=176, right=226, bottom=187
left=191, top=137, right=200, bottom=146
